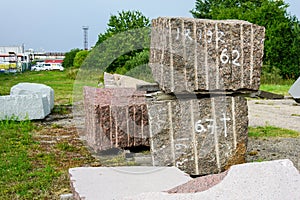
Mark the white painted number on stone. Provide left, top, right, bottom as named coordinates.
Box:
left=206, top=119, right=216, bottom=134
left=232, top=50, right=241, bottom=66
left=220, top=49, right=230, bottom=65
left=220, top=49, right=241, bottom=67
left=195, top=113, right=231, bottom=137
left=195, top=120, right=207, bottom=133
left=175, top=143, right=188, bottom=151
left=207, top=30, right=213, bottom=43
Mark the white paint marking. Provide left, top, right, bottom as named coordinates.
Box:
left=169, top=19, right=175, bottom=92
left=215, top=24, right=220, bottom=90
left=184, top=29, right=193, bottom=41
left=194, top=21, right=199, bottom=91
left=146, top=104, right=155, bottom=166
left=220, top=113, right=231, bottom=137
left=240, top=24, right=244, bottom=88
left=211, top=98, right=221, bottom=172
left=168, top=102, right=176, bottom=166
left=190, top=100, right=199, bottom=175
left=250, top=24, right=254, bottom=86
left=204, top=23, right=209, bottom=90
left=232, top=97, right=237, bottom=149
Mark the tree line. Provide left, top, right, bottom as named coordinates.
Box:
left=63, top=0, right=300, bottom=80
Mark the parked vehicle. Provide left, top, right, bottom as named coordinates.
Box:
left=31, top=63, right=46, bottom=71
left=31, top=63, right=64, bottom=71
left=48, top=63, right=64, bottom=71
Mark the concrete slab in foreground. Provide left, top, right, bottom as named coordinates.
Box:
left=69, top=166, right=192, bottom=200
left=124, top=159, right=300, bottom=200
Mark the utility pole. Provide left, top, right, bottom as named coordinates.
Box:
left=82, top=26, right=89, bottom=50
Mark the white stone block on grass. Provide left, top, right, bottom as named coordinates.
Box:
left=0, top=94, right=50, bottom=120
left=10, top=82, right=54, bottom=110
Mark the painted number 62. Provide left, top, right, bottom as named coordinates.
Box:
left=220, top=49, right=241, bottom=67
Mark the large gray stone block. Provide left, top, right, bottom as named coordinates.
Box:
left=150, top=17, right=265, bottom=93
left=0, top=94, right=50, bottom=120
left=147, top=95, right=248, bottom=175
left=10, top=82, right=54, bottom=110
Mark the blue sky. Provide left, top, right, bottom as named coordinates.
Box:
left=0, top=0, right=299, bottom=52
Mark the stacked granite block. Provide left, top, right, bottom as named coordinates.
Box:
left=148, top=17, right=265, bottom=175
left=84, top=86, right=149, bottom=152
left=82, top=17, right=264, bottom=176
left=150, top=17, right=265, bottom=93
left=148, top=96, right=248, bottom=175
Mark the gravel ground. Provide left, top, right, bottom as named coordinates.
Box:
left=248, top=98, right=300, bottom=132
left=247, top=99, right=300, bottom=171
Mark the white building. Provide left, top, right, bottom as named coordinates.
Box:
left=0, top=45, right=33, bottom=72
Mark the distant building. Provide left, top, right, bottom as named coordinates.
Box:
left=0, top=45, right=65, bottom=72
left=0, top=45, right=32, bottom=72
left=33, top=52, right=65, bottom=61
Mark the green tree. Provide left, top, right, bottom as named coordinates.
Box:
left=94, top=10, right=151, bottom=74
left=62, top=48, right=80, bottom=68
left=96, top=10, right=150, bottom=46
left=191, top=0, right=300, bottom=79
left=73, top=50, right=89, bottom=68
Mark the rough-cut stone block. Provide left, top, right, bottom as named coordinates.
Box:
left=150, top=17, right=265, bottom=93
left=83, top=86, right=150, bottom=152
left=10, top=82, right=54, bottom=110
left=0, top=94, right=50, bottom=120
left=147, top=96, right=248, bottom=175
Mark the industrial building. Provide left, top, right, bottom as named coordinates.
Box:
left=0, top=45, right=64, bottom=73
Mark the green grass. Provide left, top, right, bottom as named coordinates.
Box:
left=0, top=70, right=74, bottom=105
left=260, top=84, right=292, bottom=96
left=0, top=120, right=98, bottom=199
left=249, top=126, right=300, bottom=138
left=0, top=120, right=59, bottom=199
